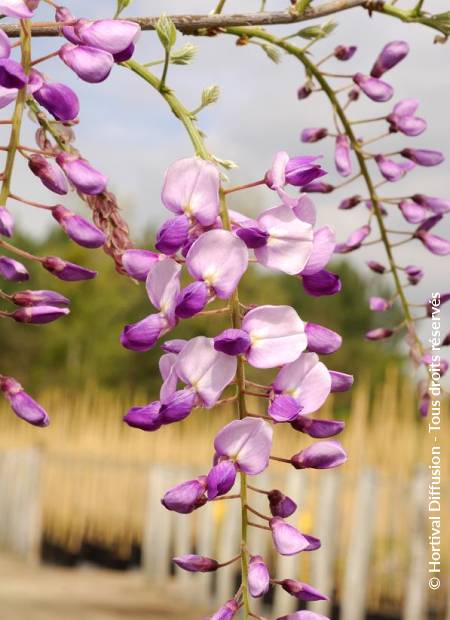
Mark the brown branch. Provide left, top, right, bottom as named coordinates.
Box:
left=0, top=2, right=366, bottom=37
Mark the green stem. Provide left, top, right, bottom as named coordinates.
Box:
left=213, top=0, right=227, bottom=14
left=159, top=50, right=170, bottom=92
left=0, top=20, right=31, bottom=207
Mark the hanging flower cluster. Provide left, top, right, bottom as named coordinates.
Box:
left=122, top=154, right=353, bottom=619
left=0, top=2, right=140, bottom=424
left=297, top=39, right=449, bottom=415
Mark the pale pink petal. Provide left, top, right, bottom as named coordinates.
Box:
left=292, top=194, right=317, bottom=225
left=270, top=151, right=289, bottom=188
left=301, top=226, right=336, bottom=276
left=214, top=417, right=273, bottom=475
left=159, top=353, right=178, bottom=401
left=146, top=258, right=181, bottom=323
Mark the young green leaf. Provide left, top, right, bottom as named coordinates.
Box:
left=156, top=14, right=177, bottom=51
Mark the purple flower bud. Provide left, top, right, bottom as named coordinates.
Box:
left=155, top=215, right=190, bottom=255
left=43, top=256, right=97, bottom=281
left=300, top=127, right=328, bottom=143
left=301, top=182, right=334, bottom=194
left=56, top=152, right=107, bottom=195
left=236, top=225, right=269, bottom=249
left=334, top=44, right=357, bottom=60
left=416, top=214, right=442, bottom=233
left=173, top=554, right=219, bottom=573
left=375, top=154, right=412, bottom=182
left=297, top=84, right=312, bottom=100
left=11, top=289, right=69, bottom=307
left=75, top=19, right=140, bottom=55
left=159, top=388, right=196, bottom=424
left=399, top=200, right=428, bottom=224
left=348, top=87, right=360, bottom=101
left=305, top=322, right=342, bottom=354
left=335, top=134, right=352, bottom=177
left=209, top=599, right=239, bottom=620
left=0, top=376, right=49, bottom=427
left=276, top=613, right=329, bottom=620
left=369, top=296, right=391, bottom=312
left=121, top=249, right=160, bottom=281
left=405, top=265, right=423, bottom=285
left=248, top=555, right=270, bottom=598
left=28, top=154, right=69, bottom=195
left=370, top=41, right=409, bottom=78
left=59, top=43, right=114, bottom=83
left=175, top=281, right=209, bottom=319
left=338, top=195, right=362, bottom=210
left=291, top=440, right=347, bottom=469
left=0, top=206, right=14, bottom=237
left=279, top=579, right=328, bottom=601
left=401, top=148, right=444, bottom=167
left=415, top=230, right=450, bottom=255
left=269, top=517, right=312, bottom=555
left=353, top=73, right=393, bottom=102
left=161, top=339, right=187, bottom=354
left=387, top=113, right=426, bottom=137
left=291, top=416, right=345, bottom=438
left=0, top=58, right=27, bottom=89
left=335, top=224, right=370, bottom=253
left=268, top=489, right=297, bottom=518
left=34, top=81, right=79, bottom=122
left=412, top=194, right=450, bottom=215
left=268, top=395, right=302, bottom=423
left=11, top=305, right=69, bottom=324
left=161, top=477, right=207, bottom=514
left=214, top=328, right=251, bottom=356
left=0, top=256, right=29, bottom=281
left=367, top=260, right=386, bottom=274
left=365, top=327, right=394, bottom=340
left=123, top=401, right=162, bottom=431
left=51, top=205, right=106, bottom=248
left=0, top=28, right=11, bottom=59
left=120, top=313, right=165, bottom=352
left=329, top=370, right=354, bottom=392
left=207, top=459, right=237, bottom=499
left=283, top=156, right=326, bottom=187
left=302, top=270, right=341, bottom=297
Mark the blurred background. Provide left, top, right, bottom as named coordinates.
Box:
left=0, top=0, right=449, bottom=619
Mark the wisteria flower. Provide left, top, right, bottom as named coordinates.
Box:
left=214, top=417, right=273, bottom=475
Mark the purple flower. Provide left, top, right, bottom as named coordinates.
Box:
left=266, top=151, right=326, bottom=192
left=0, top=29, right=11, bottom=59
left=412, top=194, right=450, bottom=215
left=34, top=81, right=79, bottom=122
left=120, top=314, right=168, bottom=352
left=0, top=206, right=14, bottom=237
left=0, top=58, right=27, bottom=89
left=59, top=43, right=114, bottom=83
left=0, top=256, right=29, bottom=281
left=334, top=45, right=357, bottom=60
left=329, top=370, right=354, bottom=392
left=387, top=100, right=426, bottom=136
left=121, top=249, right=160, bottom=281
left=374, top=155, right=413, bottom=182
left=214, top=417, right=273, bottom=475
left=367, top=260, right=386, bottom=274
left=405, top=265, right=423, bottom=285
left=186, top=229, right=248, bottom=299
left=370, top=41, right=409, bottom=78
left=159, top=388, right=196, bottom=424
left=302, top=270, right=341, bottom=297
left=291, top=440, right=347, bottom=469
left=0, top=1, right=35, bottom=17
left=339, top=196, right=362, bottom=210
left=123, top=401, right=163, bottom=431
left=11, top=305, right=69, bottom=324
left=335, top=225, right=370, bottom=253
left=272, top=352, right=331, bottom=415
left=305, top=322, right=342, bottom=354
left=0, top=376, right=49, bottom=427
left=214, top=328, right=251, bottom=356
left=43, top=256, right=97, bottom=281
left=248, top=555, right=270, bottom=598
left=206, top=459, right=237, bottom=499
left=353, top=73, right=393, bottom=102
left=52, top=205, right=106, bottom=248
left=415, top=230, right=450, bottom=255
left=365, top=327, right=394, bottom=340
left=399, top=200, right=428, bottom=224
left=173, top=554, right=219, bottom=573
left=369, top=296, right=391, bottom=312
left=269, top=517, right=312, bottom=556
left=161, top=476, right=207, bottom=514
left=291, top=416, right=345, bottom=439
left=300, top=127, right=328, bottom=143
left=268, top=489, right=297, bottom=518
left=155, top=215, right=190, bottom=255
left=401, top=148, right=444, bottom=167
left=28, top=154, right=69, bottom=195
left=175, top=281, right=209, bottom=319
left=56, top=152, right=107, bottom=195
left=11, top=289, right=69, bottom=307
left=241, top=305, right=307, bottom=369
left=208, top=599, right=239, bottom=620
left=279, top=579, right=328, bottom=601
left=75, top=19, right=140, bottom=55
left=335, top=134, right=352, bottom=177
left=161, top=158, right=220, bottom=226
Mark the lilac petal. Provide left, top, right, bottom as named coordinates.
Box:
left=401, top=148, right=444, bottom=167
left=123, top=401, right=162, bottom=431
left=248, top=555, right=270, bottom=598
left=284, top=156, right=326, bottom=187
left=369, top=296, right=391, bottom=312
left=186, top=229, right=248, bottom=299
left=335, top=134, right=352, bottom=177
left=0, top=256, right=29, bottom=281
left=214, top=328, right=251, bottom=356
left=159, top=352, right=178, bottom=401
left=173, top=554, right=219, bottom=573
left=291, top=194, right=316, bottom=225
left=255, top=204, right=313, bottom=275
left=11, top=305, right=69, bottom=324
left=209, top=599, right=239, bottom=620
left=280, top=579, right=328, bottom=601
left=291, top=416, right=345, bottom=438
left=206, top=459, right=237, bottom=499
left=329, top=370, right=354, bottom=392
left=270, top=517, right=311, bottom=556
left=412, top=194, right=450, bottom=215
left=371, top=41, right=409, bottom=78
left=160, top=388, right=196, bottom=424
left=34, top=82, right=79, bottom=121
left=11, top=289, right=69, bottom=307
left=399, top=200, right=428, bottom=224
left=236, top=225, right=269, bottom=249
left=0, top=206, right=14, bottom=237
left=175, top=336, right=237, bottom=407
left=302, top=270, right=341, bottom=296
left=268, top=490, right=297, bottom=518
left=394, top=115, right=427, bottom=136
left=175, top=280, right=209, bottom=319
left=335, top=225, right=370, bottom=253
left=301, top=227, right=335, bottom=276
left=214, top=417, right=273, bottom=475
left=0, top=85, right=18, bottom=109
left=273, top=352, right=331, bottom=415
left=305, top=322, right=342, bottom=354
left=0, top=377, right=48, bottom=427
left=161, top=339, right=187, bottom=354
left=56, top=152, right=107, bottom=195
left=0, top=1, right=34, bottom=17
left=28, top=155, right=69, bottom=195
left=276, top=612, right=329, bottom=620
left=0, top=58, right=27, bottom=89
left=161, top=477, right=207, bottom=514
left=75, top=19, right=140, bottom=55
left=415, top=231, right=450, bottom=255
left=155, top=215, right=190, bottom=255
left=43, top=256, right=97, bottom=281
left=393, top=99, right=419, bottom=116
left=52, top=205, right=106, bottom=248
left=268, top=394, right=302, bottom=423
left=291, top=440, right=347, bottom=469
left=300, top=127, right=328, bottom=143
left=146, top=258, right=181, bottom=322
left=120, top=313, right=165, bottom=352
left=266, top=150, right=289, bottom=189
left=59, top=43, right=114, bottom=83
left=353, top=73, right=393, bottom=102
left=161, top=158, right=220, bottom=226
left=122, top=249, right=160, bottom=281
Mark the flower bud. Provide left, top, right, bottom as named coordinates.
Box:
left=283, top=156, right=326, bottom=187
left=334, top=45, right=357, bottom=61
left=399, top=200, right=428, bottom=224
left=34, top=81, right=79, bottom=122
left=335, top=134, right=352, bottom=177
left=207, top=459, right=237, bottom=499
left=329, top=370, right=354, bottom=392
left=348, top=87, right=360, bottom=101
left=28, top=154, right=69, bottom=195
left=279, top=579, right=328, bottom=601
left=155, top=215, right=190, bottom=255
left=387, top=112, right=426, bottom=137
left=268, top=489, right=297, bottom=518
left=370, top=41, right=409, bottom=78
left=11, top=305, right=69, bottom=324
left=236, top=225, right=269, bottom=249
left=209, top=599, right=239, bottom=620
left=0, top=376, right=49, bottom=427
left=353, top=73, right=393, bottom=102
left=43, top=256, right=97, bottom=281
left=0, top=58, right=27, bottom=89
left=291, top=416, right=345, bottom=438
left=297, top=84, right=312, bottom=99
left=365, top=327, right=394, bottom=340
left=0, top=256, right=29, bottom=281
left=269, top=517, right=312, bottom=556
left=369, top=296, right=391, bottom=312
left=338, top=195, right=362, bottom=210
left=161, top=476, right=207, bottom=513
left=302, top=270, right=341, bottom=297
left=414, top=230, right=450, bottom=255
left=411, top=194, right=450, bottom=215
left=305, top=322, right=342, bottom=354
left=159, top=389, right=196, bottom=424
left=123, top=401, right=162, bottom=431
left=300, top=127, right=328, bottom=143
left=121, top=249, right=160, bottom=281
left=51, top=205, right=106, bottom=248
left=56, top=152, right=107, bottom=195
left=400, top=148, right=444, bottom=167
left=120, top=313, right=165, bottom=352
left=59, top=43, right=114, bottom=83
left=335, top=225, right=370, bottom=253
left=0, top=206, right=14, bottom=237
left=173, top=554, right=219, bottom=573
left=175, top=281, right=209, bottom=319
left=214, top=328, right=251, bottom=356
left=375, top=154, right=412, bottom=182
left=291, top=440, right=347, bottom=469
left=11, top=289, right=69, bottom=307
left=301, top=182, right=334, bottom=193
left=75, top=19, right=141, bottom=55
left=248, top=555, right=270, bottom=598
left=367, top=260, right=386, bottom=274
left=405, top=265, right=423, bottom=285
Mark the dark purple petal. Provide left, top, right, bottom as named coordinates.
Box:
left=34, top=81, right=79, bottom=121
left=338, top=195, right=362, bottom=210
left=173, top=554, right=219, bottom=573
left=0, top=376, right=49, bottom=427
left=11, top=305, right=69, bottom=324
left=302, top=270, right=341, bottom=297
left=161, top=477, right=207, bottom=514
left=285, top=156, right=326, bottom=187
left=155, top=215, right=190, bottom=255
left=329, top=370, right=354, bottom=392
left=297, top=84, right=312, bottom=100
left=0, top=58, right=27, bottom=89
left=43, top=256, right=97, bottom=281
left=411, top=194, right=450, bottom=215
left=159, top=388, right=196, bottom=424
left=268, top=394, right=302, bottom=423
left=291, top=416, right=345, bottom=438
left=405, top=265, right=423, bottom=285
left=52, top=205, right=106, bottom=248
left=214, top=328, right=251, bottom=356
left=206, top=459, right=237, bottom=499
left=334, top=45, right=357, bottom=60
left=175, top=281, right=209, bottom=319
left=370, top=41, right=409, bottom=78
left=367, top=260, right=386, bottom=274
left=0, top=256, right=29, bottom=282
left=120, top=313, right=165, bottom=352
left=300, top=127, right=328, bottom=143
left=123, top=401, right=162, bottom=431
left=268, top=489, right=297, bottom=518
left=11, top=289, right=69, bottom=307
left=305, top=322, right=342, bottom=354
left=280, top=579, right=328, bottom=601
left=301, top=182, right=334, bottom=194
left=236, top=225, right=269, bottom=249
left=291, top=440, right=347, bottom=469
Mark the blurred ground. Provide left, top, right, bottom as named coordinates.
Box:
left=0, top=555, right=208, bottom=620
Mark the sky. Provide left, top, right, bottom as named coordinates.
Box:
left=1, top=0, right=449, bottom=379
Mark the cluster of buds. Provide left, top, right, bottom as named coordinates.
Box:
left=297, top=39, right=449, bottom=415
left=0, top=2, right=141, bottom=424
left=121, top=153, right=353, bottom=619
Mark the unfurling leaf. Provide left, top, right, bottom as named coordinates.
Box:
left=262, top=44, right=281, bottom=64
left=296, top=20, right=338, bottom=41
left=201, top=85, right=220, bottom=108
left=116, top=0, right=133, bottom=16
left=156, top=14, right=177, bottom=51
left=170, top=43, right=198, bottom=65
